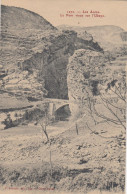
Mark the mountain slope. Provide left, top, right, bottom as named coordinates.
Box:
left=1, top=5, right=58, bottom=68
left=1, top=5, right=102, bottom=100
left=1, top=5, right=56, bottom=33
left=58, top=25, right=126, bottom=52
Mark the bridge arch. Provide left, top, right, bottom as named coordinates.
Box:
left=54, top=104, right=71, bottom=121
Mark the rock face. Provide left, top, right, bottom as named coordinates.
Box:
left=1, top=5, right=57, bottom=100
left=67, top=48, right=126, bottom=118
left=1, top=5, right=103, bottom=100
left=0, top=70, right=47, bottom=100
left=67, top=49, right=106, bottom=116
left=21, top=30, right=78, bottom=99
left=21, top=30, right=103, bottom=99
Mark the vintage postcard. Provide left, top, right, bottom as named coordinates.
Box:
left=0, top=0, right=126, bottom=194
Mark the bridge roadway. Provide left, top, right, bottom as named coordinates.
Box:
left=32, top=98, right=83, bottom=116
left=43, top=98, right=88, bottom=104
left=32, top=98, right=81, bottom=106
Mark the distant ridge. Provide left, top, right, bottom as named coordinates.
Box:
left=58, top=25, right=126, bottom=51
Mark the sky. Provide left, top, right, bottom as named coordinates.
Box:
left=1, top=0, right=127, bottom=30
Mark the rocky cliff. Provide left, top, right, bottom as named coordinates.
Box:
left=1, top=5, right=103, bottom=100
left=67, top=48, right=126, bottom=118
left=67, top=49, right=107, bottom=116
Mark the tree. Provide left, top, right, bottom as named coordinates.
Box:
left=85, top=78, right=126, bottom=137
left=35, top=104, right=55, bottom=181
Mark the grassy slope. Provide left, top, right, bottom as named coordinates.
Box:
left=0, top=119, right=125, bottom=193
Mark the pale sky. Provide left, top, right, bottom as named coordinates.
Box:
left=2, top=0, right=127, bottom=30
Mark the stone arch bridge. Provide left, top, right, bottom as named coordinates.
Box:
left=34, top=98, right=80, bottom=117
left=33, top=98, right=82, bottom=119
left=44, top=98, right=72, bottom=116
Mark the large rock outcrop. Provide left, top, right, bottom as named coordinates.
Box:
left=67, top=49, right=107, bottom=116
left=1, top=5, right=103, bottom=101
left=67, top=49, right=126, bottom=118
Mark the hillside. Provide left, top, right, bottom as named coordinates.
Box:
left=1, top=5, right=56, bottom=33
left=0, top=120, right=125, bottom=193
left=58, top=25, right=127, bottom=53
left=120, top=31, right=127, bottom=41
left=1, top=5, right=57, bottom=68
left=1, top=5, right=102, bottom=100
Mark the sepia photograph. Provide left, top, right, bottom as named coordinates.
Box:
left=0, top=0, right=126, bottom=194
